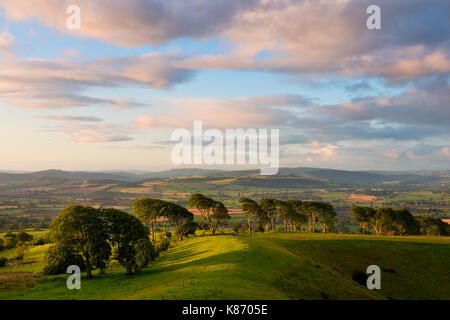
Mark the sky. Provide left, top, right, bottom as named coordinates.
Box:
left=0, top=0, right=448, bottom=172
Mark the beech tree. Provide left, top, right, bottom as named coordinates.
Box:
left=102, top=208, right=154, bottom=274
left=49, top=205, right=110, bottom=278
left=188, top=194, right=230, bottom=235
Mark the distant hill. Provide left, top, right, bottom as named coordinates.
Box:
left=0, top=167, right=446, bottom=185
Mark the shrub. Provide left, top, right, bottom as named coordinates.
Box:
left=0, top=257, right=7, bottom=267
left=17, top=231, right=33, bottom=243
left=156, top=238, right=171, bottom=253
left=232, top=223, right=242, bottom=233
left=134, top=238, right=158, bottom=270
left=15, top=245, right=30, bottom=260
left=31, top=233, right=51, bottom=246
left=255, top=223, right=265, bottom=233
left=43, top=245, right=86, bottom=275
left=3, top=232, right=18, bottom=248
left=197, top=221, right=209, bottom=230
left=176, top=221, right=198, bottom=239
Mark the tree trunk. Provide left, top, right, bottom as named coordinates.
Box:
left=86, top=263, right=92, bottom=278
left=248, top=216, right=252, bottom=235
left=271, top=217, right=275, bottom=231
left=150, top=220, right=156, bottom=244
left=163, top=220, right=167, bottom=238
left=283, top=217, right=287, bottom=232
left=84, top=252, right=93, bottom=278
left=126, top=266, right=133, bottom=275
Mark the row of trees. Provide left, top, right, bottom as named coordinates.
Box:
left=351, top=205, right=449, bottom=236
left=238, top=198, right=337, bottom=235
left=186, top=194, right=338, bottom=235
left=131, top=198, right=196, bottom=243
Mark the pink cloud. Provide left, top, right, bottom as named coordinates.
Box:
left=0, top=31, right=15, bottom=56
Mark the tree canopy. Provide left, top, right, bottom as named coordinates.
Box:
left=189, top=194, right=230, bottom=235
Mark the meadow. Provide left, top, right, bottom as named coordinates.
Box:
left=1, top=232, right=449, bottom=300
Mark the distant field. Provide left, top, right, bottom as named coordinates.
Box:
left=0, top=232, right=448, bottom=300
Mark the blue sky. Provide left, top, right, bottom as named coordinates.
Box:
left=0, top=0, right=448, bottom=172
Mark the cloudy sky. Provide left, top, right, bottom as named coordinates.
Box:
left=0, top=0, right=448, bottom=171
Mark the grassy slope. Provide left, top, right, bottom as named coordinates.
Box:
left=0, top=233, right=449, bottom=300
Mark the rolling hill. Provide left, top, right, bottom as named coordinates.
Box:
left=1, top=233, right=449, bottom=300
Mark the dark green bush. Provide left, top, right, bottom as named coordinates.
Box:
left=0, top=257, right=7, bottom=267
left=156, top=238, right=171, bottom=253
left=43, top=245, right=86, bottom=275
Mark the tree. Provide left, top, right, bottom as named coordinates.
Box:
left=393, top=209, right=419, bottom=236
left=301, top=201, right=320, bottom=232
left=274, top=200, right=294, bottom=232
left=15, top=244, right=30, bottom=260
left=188, top=194, right=230, bottom=235
left=132, top=198, right=166, bottom=244
left=17, top=231, right=33, bottom=243
left=240, top=198, right=262, bottom=235
left=316, top=202, right=336, bottom=233
left=260, top=198, right=277, bottom=231
left=416, top=216, right=448, bottom=236
left=3, top=232, right=18, bottom=248
left=134, top=238, right=157, bottom=269
left=49, top=205, right=110, bottom=278
left=374, top=208, right=396, bottom=236
left=286, top=200, right=307, bottom=232
left=102, top=208, right=154, bottom=274
left=351, top=205, right=373, bottom=234
left=162, top=202, right=195, bottom=240
left=177, top=220, right=198, bottom=239
left=43, top=244, right=86, bottom=275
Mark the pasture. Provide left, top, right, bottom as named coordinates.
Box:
left=1, top=232, right=449, bottom=300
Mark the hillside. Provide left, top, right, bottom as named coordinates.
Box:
left=1, top=233, right=449, bottom=300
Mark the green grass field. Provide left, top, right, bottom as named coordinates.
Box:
left=0, top=233, right=449, bottom=300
